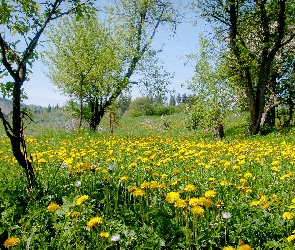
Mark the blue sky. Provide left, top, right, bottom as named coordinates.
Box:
left=15, top=1, right=212, bottom=107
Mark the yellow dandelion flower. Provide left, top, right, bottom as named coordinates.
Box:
left=223, top=247, right=236, bottom=250
left=166, top=192, right=180, bottom=203
left=189, top=197, right=199, bottom=206
left=220, top=180, right=229, bottom=186
left=120, top=175, right=130, bottom=181
left=128, top=186, right=137, bottom=192
left=102, top=176, right=109, bottom=182
left=286, top=234, right=295, bottom=242
left=99, top=232, right=110, bottom=238
left=69, top=211, right=80, bottom=218
left=239, top=178, right=247, bottom=184
left=3, top=237, right=20, bottom=248
left=271, top=194, right=277, bottom=202
left=128, top=163, right=137, bottom=169
left=46, top=203, right=61, bottom=213
left=158, top=183, right=166, bottom=189
left=140, top=181, right=151, bottom=189
left=150, top=181, right=159, bottom=188
left=75, top=195, right=89, bottom=206
left=191, top=206, right=205, bottom=216
left=161, top=174, right=168, bottom=179
left=283, top=212, right=294, bottom=220
left=244, top=172, right=253, bottom=178
left=250, top=201, right=260, bottom=207
left=198, top=197, right=214, bottom=207
left=87, top=216, right=103, bottom=228
left=184, top=184, right=196, bottom=192
left=233, top=165, right=240, bottom=170
left=280, top=172, right=293, bottom=180
left=172, top=169, right=181, bottom=175
left=271, top=166, right=280, bottom=172
left=153, top=172, right=159, bottom=177
left=224, top=161, right=231, bottom=169
left=132, top=189, right=146, bottom=197
left=238, top=244, right=254, bottom=250
left=174, top=199, right=187, bottom=209
left=204, top=190, right=216, bottom=198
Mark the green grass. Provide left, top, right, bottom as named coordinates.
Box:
left=1, top=112, right=295, bottom=249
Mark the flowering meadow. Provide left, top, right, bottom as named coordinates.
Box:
left=0, top=116, right=295, bottom=249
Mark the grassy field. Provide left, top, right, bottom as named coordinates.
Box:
left=1, top=113, right=295, bottom=249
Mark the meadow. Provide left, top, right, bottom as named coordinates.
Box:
left=1, top=113, right=295, bottom=249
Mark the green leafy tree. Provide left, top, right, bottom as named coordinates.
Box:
left=193, top=0, right=295, bottom=134
left=0, top=0, right=93, bottom=190
left=125, top=97, right=153, bottom=117
left=44, top=14, right=125, bottom=130
left=186, top=35, right=234, bottom=131
left=169, top=95, right=176, bottom=106
left=44, top=0, right=180, bottom=130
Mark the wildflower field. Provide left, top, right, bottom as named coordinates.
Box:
left=1, top=115, right=295, bottom=249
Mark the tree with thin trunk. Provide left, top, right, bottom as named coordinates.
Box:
left=0, top=0, right=94, bottom=191
left=44, top=0, right=180, bottom=130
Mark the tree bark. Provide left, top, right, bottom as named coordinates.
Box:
left=228, top=0, right=289, bottom=135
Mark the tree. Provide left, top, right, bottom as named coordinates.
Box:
left=117, top=93, right=132, bottom=117
left=169, top=95, right=176, bottom=106
left=0, top=0, right=93, bottom=190
left=44, top=0, right=180, bottom=130
left=193, top=0, right=295, bottom=134
left=125, top=97, right=153, bottom=117
left=44, top=14, right=125, bottom=130
left=176, top=93, right=182, bottom=105
left=186, top=35, right=234, bottom=132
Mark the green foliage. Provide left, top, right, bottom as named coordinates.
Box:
left=125, top=97, right=178, bottom=118
left=43, top=0, right=180, bottom=129
left=1, top=114, right=295, bottom=249
left=125, top=97, right=154, bottom=117
left=186, top=35, right=234, bottom=130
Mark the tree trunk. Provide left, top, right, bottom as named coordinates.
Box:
left=213, top=124, right=224, bottom=140
left=89, top=97, right=103, bottom=131
left=0, top=77, right=39, bottom=190
left=79, top=78, right=84, bottom=128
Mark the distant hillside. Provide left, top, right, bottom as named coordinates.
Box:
left=0, top=98, right=13, bottom=115
left=0, top=98, right=45, bottom=115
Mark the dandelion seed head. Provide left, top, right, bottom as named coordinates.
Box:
left=111, top=233, right=120, bottom=242
left=222, top=212, right=232, bottom=219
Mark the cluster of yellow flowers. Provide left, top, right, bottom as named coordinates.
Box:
left=165, top=188, right=217, bottom=217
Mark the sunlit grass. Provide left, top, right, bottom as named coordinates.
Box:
left=0, top=113, right=295, bottom=249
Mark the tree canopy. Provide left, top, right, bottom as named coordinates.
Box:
left=0, top=0, right=94, bottom=190
left=44, top=0, right=180, bottom=130
left=192, top=0, right=295, bottom=134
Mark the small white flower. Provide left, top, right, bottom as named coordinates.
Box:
left=108, top=164, right=116, bottom=171
left=74, top=181, right=81, bottom=187
left=222, top=212, right=232, bottom=219
left=110, top=233, right=120, bottom=242
left=61, top=162, right=68, bottom=169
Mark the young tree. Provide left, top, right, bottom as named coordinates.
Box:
left=44, top=0, right=180, bottom=130
left=193, top=0, right=295, bottom=134
left=44, top=15, right=125, bottom=130
left=0, top=0, right=93, bottom=190
left=186, top=35, right=234, bottom=134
